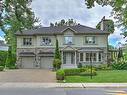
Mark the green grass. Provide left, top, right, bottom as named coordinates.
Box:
left=64, top=70, right=127, bottom=83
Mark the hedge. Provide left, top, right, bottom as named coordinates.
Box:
left=64, top=68, right=81, bottom=76
left=56, top=68, right=97, bottom=80
left=0, top=66, right=4, bottom=71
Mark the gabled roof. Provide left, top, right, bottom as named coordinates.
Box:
left=15, top=25, right=110, bottom=36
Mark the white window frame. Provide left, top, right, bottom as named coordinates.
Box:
left=64, top=36, right=73, bottom=45
left=85, top=52, right=97, bottom=62
left=85, top=36, right=96, bottom=44
left=23, top=38, right=32, bottom=46
left=41, top=37, right=52, bottom=46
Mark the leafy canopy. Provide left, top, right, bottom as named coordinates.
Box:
left=50, top=19, right=80, bottom=27
left=85, top=0, right=127, bottom=37
left=0, top=0, right=39, bottom=53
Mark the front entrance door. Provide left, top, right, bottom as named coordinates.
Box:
left=63, top=52, right=75, bottom=65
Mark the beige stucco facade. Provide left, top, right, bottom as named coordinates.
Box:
left=16, top=28, right=109, bottom=69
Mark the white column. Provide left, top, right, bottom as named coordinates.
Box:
left=75, top=51, right=76, bottom=66
left=97, top=52, right=99, bottom=62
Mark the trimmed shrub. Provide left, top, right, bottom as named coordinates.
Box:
left=0, top=66, right=4, bottom=71
left=78, top=63, right=82, bottom=68
left=64, top=68, right=81, bottom=76
left=79, top=68, right=87, bottom=72
left=9, top=65, right=17, bottom=69
left=79, top=70, right=97, bottom=76
left=56, top=68, right=97, bottom=80
left=53, top=59, right=61, bottom=70
left=56, top=69, right=65, bottom=80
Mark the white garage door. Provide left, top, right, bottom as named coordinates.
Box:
left=40, top=57, right=53, bottom=69
left=21, top=57, right=34, bottom=69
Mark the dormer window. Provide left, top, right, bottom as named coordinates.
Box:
left=41, top=37, right=51, bottom=45
left=23, top=38, right=32, bottom=46
left=64, top=36, right=73, bottom=45
left=85, top=36, right=96, bottom=44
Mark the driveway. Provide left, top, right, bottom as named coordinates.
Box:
left=0, top=69, right=56, bottom=83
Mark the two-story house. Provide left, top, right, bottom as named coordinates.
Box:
left=15, top=18, right=110, bottom=69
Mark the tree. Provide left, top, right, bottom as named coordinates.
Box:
left=118, top=48, right=123, bottom=59
left=50, top=19, right=79, bottom=27
left=54, top=38, right=61, bottom=59
left=53, top=38, right=61, bottom=70
left=5, top=46, right=14, bottom=68
left=84, top=0, right=127, bottom=37
left=0, top=0, right=39, bottom=57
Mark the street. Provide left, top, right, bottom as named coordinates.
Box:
left=0, top=87, right=127, bottom=95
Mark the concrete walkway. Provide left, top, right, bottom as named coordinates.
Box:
left=0, top=83, right=127, bottom=88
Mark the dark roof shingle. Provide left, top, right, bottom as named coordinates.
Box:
left=15, top=25, right=110, bottom=36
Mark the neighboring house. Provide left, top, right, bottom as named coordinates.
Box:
left=0, top=40, right=8, bottom=51
left=15, top=18, right=110, bottom=69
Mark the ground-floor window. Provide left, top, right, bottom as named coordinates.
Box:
left=86, top=53, right=96, bottom=62
left=99, top=52, right=102, bottom=62
left=80, top=53, right=83, bottom=61
left=79, top=52, right=102, bottom=62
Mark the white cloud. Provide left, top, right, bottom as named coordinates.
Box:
left=31, top=0, right=112, bottom=27
left=108, top=27, right=127, bottom=46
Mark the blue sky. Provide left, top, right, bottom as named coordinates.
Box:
left=0, top=0, right=127, bottom=46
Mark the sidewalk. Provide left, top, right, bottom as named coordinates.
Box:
left=0, top=83, right=127, bottom=88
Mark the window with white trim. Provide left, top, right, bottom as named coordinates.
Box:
left=23, top=38, right=32, bottom=46
left=86, top=53, right=96, bottom=62
left=99, top=52, right=102, bottom=62
left=80, top=53, right=83, bottom=61
left=85, top=36, right=96, bottom=44
left=64, top=36, right=73, bottom=44
left=41, top=37, right=51, bottom=45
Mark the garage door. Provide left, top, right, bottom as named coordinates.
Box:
left=40, top=57, right=53, bottom=69
left=21, top=57, right=34, bottom=69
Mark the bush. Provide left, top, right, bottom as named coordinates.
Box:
left=53, top=59, right=61, bottom=70
left=111, top=60, right=127, bottom=70
left=79, top=71, right=97, bottom=76
left=56, top=68, right=97, bottom=80
left=64, top=68, right=81, bottom=76
left=56, top=69, right=65, bottom=80
left=0, top=66, right=4, bottom=71
left=78, top=63, right=82, bottom=68
left=9, top=65, right=17, bottom=69
left=96, top=64, right=112, bottom=70
left=0, top=51, right=7, bottom=66
left=83, top=65, right=97, bottom=71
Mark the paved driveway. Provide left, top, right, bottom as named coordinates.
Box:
left=0, top=69, right=56, bottom=83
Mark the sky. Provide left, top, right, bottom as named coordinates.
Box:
left=0, top=0, right=127, bottom=47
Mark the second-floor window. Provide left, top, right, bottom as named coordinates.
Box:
left=41, top=37, right=51, bottom=45
left=85, top=36, right=96, bottom=44
left=64, top=36, right=73, bottom=45
left=23, top=38, right=32, bottom=46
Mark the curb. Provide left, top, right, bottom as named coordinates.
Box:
left=0, top=83, right=127, bottom=88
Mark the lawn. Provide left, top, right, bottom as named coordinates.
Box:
left=64, top=70, right=127, bottom=83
